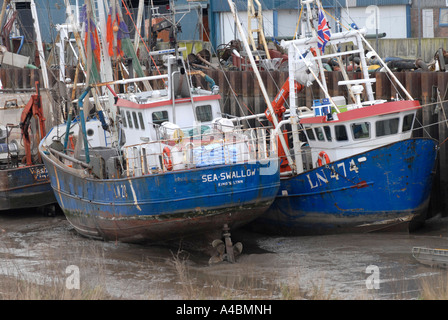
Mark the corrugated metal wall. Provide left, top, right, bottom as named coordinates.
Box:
left=411, top=0, right=446, bottom=8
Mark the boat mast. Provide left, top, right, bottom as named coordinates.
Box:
left=133, top=0, right=145, bottom=52
left=64, top=0, right=87, bottom=75
left=96, top=0, right=117, bottom=120
left=302, top=0, right=327, bottom=93
left=30, top=0, right=49, bottom=90
left=227, top=0, right=295, bottom=171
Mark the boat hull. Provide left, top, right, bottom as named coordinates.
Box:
left=0, top=164, right=56, bottom=210
left=412, top=247, right=448, bottom=268
left=249, top=138, right=438, bottom=235
left=41, top=152, right=280, bottom=243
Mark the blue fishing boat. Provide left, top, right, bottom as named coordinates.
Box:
left=253, top=137, right=437, bottom=235
left=38, top=1, right=279, bottom=252
left=244, top=0, right=438, bottom=235
left=0, top=86, right=56, bottom=212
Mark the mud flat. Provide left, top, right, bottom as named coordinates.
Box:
left=1, top=209, right=448, bottom=300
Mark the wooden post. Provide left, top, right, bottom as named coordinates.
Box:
left=266, top=71, right=279, bottom=107
left=420, top=72, right=438, bottom=139
left=241, top=71, right=254, bottom=126
left=405, top=71, right=421, bottom=100
left=217, top=70, right=229, bottom=116
left=437, top=72, right=448, bottom=215
left=253, top=71, right=264, bottom=121
left=391, top=72, right=405, bottom=100
left=375, top=72, right=390, bottom=100
left=229, top=71, right=241, bottom=117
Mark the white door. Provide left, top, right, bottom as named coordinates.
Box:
left=422, top=9, right=434, bottom=38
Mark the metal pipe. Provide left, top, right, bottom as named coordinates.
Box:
left=227, top=0, right=294, bottom=171
left=78, top=86, right=92, bottom=163
left=49, top=147, right=92, bottom=169
left=359, top=32, right=414, bottom=101
left=91, top=74, right=168, bottom=88
left=63, top=112, right=73, bottom=153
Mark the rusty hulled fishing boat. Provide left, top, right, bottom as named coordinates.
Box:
left=0, top=85, right=56, bottom=212
left=39, top=1, right=279, bottom=251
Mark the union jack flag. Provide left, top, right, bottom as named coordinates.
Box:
left=317, top=9, right=331, bottom=53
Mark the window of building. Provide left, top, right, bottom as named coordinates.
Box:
left=440, top=8, right=448, bottom=27
left=335, top=125, right=348, bottom=141
left=376, top=118, right=399, bottom=137
left=351, top=122, right=370, bottom=140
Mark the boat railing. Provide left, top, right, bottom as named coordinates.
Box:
left=121, top=126, right=277, bottom=177
left=412, top=247, right=448, bottom=258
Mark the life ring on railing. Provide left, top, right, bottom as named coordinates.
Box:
left=317, top=151, right=330, bottom=167
left=162, top=146, right=173, bottom=171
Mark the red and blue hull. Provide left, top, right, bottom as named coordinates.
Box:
left=249, top=138, right=438, bottom=235
left=41, top=151, right=280, bottom=243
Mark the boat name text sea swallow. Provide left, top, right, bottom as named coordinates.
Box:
left=201, top=169, right=257, bottom=183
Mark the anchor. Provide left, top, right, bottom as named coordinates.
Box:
left=209, top=224, right=243, bottom=264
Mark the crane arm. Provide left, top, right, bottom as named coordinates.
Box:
left=19, top=82, right=46, bottom=166
left=265, top=77, right=303, bottom=124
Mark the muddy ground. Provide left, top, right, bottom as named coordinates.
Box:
left=1, top=208, right=448, bottom=300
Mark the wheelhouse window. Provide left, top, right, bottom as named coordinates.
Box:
left=305, top=127, right=315, bottom=140
left=335, top=125, right=348, bottom=141
left=314, top=127, right=325, bottom=141
left=195, top=105, right=213, bottom=122
left=132, top=112, right=139, bottom=129
left=138, top=112, right=146, bottom=130
left=351, top=122, right=370, bottom=140
left=126, top=111, right=133, bottom=128
left=121, top=109, right=127, bottom=128
left=152, top=111, right=169, bottom=126
left=402, top=114, right=414, bottom=132
left=376, top=118, right=399, bottom=137
left=324, top=126, right=332, bottom=141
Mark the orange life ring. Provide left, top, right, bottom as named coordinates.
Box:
left=162, top=146, right=173, bottom=171
left=317, top=151, right=330, bottom=166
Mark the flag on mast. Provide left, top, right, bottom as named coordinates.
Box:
left=317, top=8, right=331, bottom=53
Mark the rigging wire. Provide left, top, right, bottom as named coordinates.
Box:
left=200, top=4, right=267, bottom=129
left=120, top=0, right=164, bottom=78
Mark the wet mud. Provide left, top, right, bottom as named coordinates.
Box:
left=1, top=208, right=448, bottom=300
